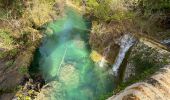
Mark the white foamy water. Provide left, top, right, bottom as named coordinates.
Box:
left=98, top=45, right=111, bottom=68
left=99, top=57, right=106, bottom=68
left=112, top=34, right=135, bottom=75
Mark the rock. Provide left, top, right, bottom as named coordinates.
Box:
left=59, top=64, right=80, bottom=89
left=36, top=81, right=65, bottom=100
left=13, top=78, right=42, bottom=100
left=0, top=41, right=40, bottom=99
left=36, top=64, right=81, bottom=100
left=108, top=65, right=170, bottom=100
left=123, top=39, right=170, bottom=82
left=161, top=39, right=170, bottom=47
left=0, top=93, right=15, bottom=100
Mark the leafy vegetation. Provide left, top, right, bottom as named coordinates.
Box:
left=85, top=0, right=135, bottom=21
left=5, top=60, right=14, bottom=67
left=137, top=0, right=170, bottom=17
left=18, top=66, right=28, bottom=75
left=0, top=48, right=18, bottom=59
left=0, top=0, right=25, bottom=19
left=0, top=29, right=14, bottom=48
left=0, top=86, right=21, bottom=95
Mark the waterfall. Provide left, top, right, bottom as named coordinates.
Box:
left=112, top=34, right=135, bottom=75
left=161, top=39, right=170, bottom=46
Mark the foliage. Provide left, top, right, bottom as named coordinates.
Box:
left=0, top=29, right=14, bottom=46
left=137, top=0, right=170, bottom=17
left=0, top=86, right=21, bottom=95
left=86, top=0, right=135, bottom=21
left=18, top=66, right=28, bottom=75
left=99, top=92, right=113, bottom=100
left=113, top=67, right=158, bottom=94
left=0, top=48, right=18, bottom=59
left=15, top=89, right=38, bottom=100
left=90, top=50, right=103, bottom=62
left=22, top=0, right=57, bottom=27
left=0, top=0, right=24, bottom=19
left=5, top=60, right=14, bottom=67
left=134, top=0, right=170, bottom=37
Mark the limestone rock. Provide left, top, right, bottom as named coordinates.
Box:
left=108, top=65, right=170, bottom=100
left=36, top=81, right=65, bottom=100
left=59, top=64, right=80, bottom=89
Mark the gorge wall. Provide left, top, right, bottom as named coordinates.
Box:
left=108, top=35, right=170, bottom=100
left=108, top=65, right=170, bottom=100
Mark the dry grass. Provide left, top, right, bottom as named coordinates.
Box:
left=23, top=0, right=56, bottom=27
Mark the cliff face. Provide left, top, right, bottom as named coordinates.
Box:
left=108, top=65, right=170, bottom=100
left=108, top=36, right=170, bottom=100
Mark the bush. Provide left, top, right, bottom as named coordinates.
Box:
left=0, top=29, right=14, bottom=49
left=18, top=66, right=28, bottom=75
left=23, top=0, right=57, bottom=27
left=5, top=60, right=14, bottom=67
left=0, top=0, right=24, bottom=19
left=86, top=0, right=135, bottom=21
left=137, top=0, right=170, bottom=17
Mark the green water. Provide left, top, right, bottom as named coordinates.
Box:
left=39, top=7, right=115, bottom=100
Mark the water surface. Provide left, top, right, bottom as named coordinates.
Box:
left=39, top=7, right=115, bottom=100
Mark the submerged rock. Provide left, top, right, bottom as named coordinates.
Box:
left=59, top=64, right=80, bottom=89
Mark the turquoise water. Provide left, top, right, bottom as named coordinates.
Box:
left=39, top=7, right=115, bottom=100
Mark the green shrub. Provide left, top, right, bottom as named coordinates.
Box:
left=18, top=66, right=28, bottom=75
left=0, top=48, right=18, bottom=59
left=137, top=0, right=170, bottom=17
left=0, top=30, right=14, bottom=46
left=86, top=0, right=135, bottom=21
left=0, top=0, right=24, bottom=19
left=5, top=60, right=14, bottom=67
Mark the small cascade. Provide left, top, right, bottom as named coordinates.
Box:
left=161, top=39, right=170, bottom=46
left=99, top=57, right=106, bottom=67
left=112, top=34, right=135, bottom=75
left=99, top=45, right=111, bottom=68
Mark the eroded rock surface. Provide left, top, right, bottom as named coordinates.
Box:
left=108, top=65, right=170, bottom=100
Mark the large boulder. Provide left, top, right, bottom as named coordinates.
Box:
left=108, top=65, right=170, bottom=100
left=36, top=81, right=65, bottom=100
left=123, top=37, right=170, bottom=82
left=59, top=64, right=80, bottom=89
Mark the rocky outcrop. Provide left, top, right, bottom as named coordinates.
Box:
left=108, top=36, right=170, bottom=100
left=35, top=64, right=80, bottom=100
left=0, top=40, right=40, bottom=100
left=35, top=81, right=65, bottom=100
left=108, top=65, right=170, bottom=100
left=123, top=37, right=170, bottom=82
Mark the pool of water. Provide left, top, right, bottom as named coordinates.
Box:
left=36, top=7, right=115, bottom=100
